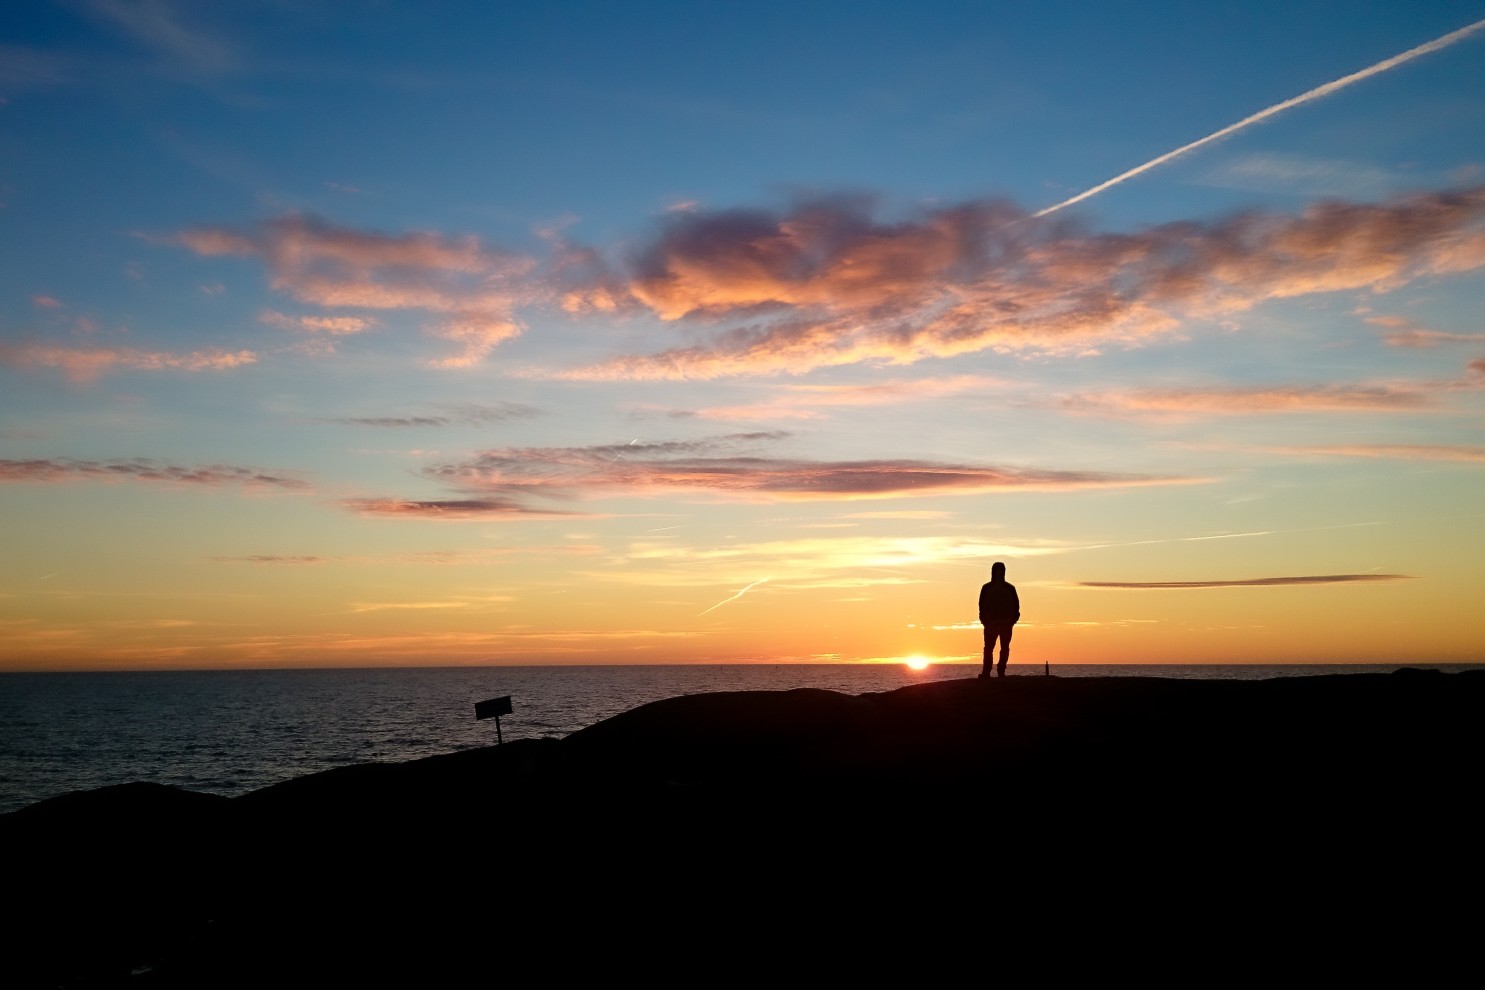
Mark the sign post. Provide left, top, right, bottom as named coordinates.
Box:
left=474, top=695, right=513, bottom=744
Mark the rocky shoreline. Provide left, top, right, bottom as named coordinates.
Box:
left=5, top=668, right=1480, bottom=985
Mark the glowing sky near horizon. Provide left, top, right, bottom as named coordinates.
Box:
left=2, top=1, right=1484, bottom=670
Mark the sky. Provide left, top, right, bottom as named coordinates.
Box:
left=3, top=1, right=1484, bottom=671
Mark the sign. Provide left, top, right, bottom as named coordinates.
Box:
left=475, top=695, right=512, bottom=720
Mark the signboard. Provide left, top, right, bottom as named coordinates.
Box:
left=475, top=696, right=512, bottom=720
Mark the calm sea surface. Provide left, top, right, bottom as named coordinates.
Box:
left=2, top=662, right=1479, bottom=815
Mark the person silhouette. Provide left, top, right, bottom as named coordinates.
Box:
left=978, top=561, right=1019, bottom=678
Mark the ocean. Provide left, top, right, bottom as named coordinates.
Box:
left=2, top=662, right=1479, bottom=815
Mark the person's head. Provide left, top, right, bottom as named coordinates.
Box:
left=991, top=561, right=1006, bottom=582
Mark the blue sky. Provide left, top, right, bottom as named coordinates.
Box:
left=3, top=1, right=1484, bottom=669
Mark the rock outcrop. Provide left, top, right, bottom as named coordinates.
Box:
left=4, top=669, right=1480, bottom=985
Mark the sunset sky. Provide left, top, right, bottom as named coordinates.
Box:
left=3, top=1, right=1484, bottom=671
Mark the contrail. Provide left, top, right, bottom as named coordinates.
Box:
left=698, top=577, right=769, bottom=616
left=1033, top=16, right=1485, bottom=219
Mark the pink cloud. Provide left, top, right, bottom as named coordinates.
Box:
left=1368, top=315, right=1485, bottom=347
left=555, top=186, right=1485, bottom=379
left=260, top=310, right=376, bottom=334
left=172, top=213, right=531, bottom=366
left=0, top=342, right=255, bottom=382
left=31, top=295, right=62, bottom=308
left=0, top=457, right=309, bottom=491
left=689, top=374, right=1001, bottom=421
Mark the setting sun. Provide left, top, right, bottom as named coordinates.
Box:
left=904, top=655, right=932, bottom=671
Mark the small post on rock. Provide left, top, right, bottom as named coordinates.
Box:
left=474, top=695, right=513, bottom=744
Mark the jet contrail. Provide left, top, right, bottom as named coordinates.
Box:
left=1033, top=16, right=1485, bottom=218
left=698, top=577, right=769, bottom=616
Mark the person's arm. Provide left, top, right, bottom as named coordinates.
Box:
left=1012, top=587, right=1020, bottom=623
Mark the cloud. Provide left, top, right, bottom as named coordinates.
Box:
left=420, top=430, right=1197, bottom=507
left=0, top=457, right=309, bottom=491
left=31, top=295, right=63, bottom=308
left=90, top=0, right=236, bottom=74
left=1080, top=574, right=1413, bottom=589
left=1059, top=383, right=1435, bottom=416
left=211, top=545, right=600, bottom=565
left=320, top=402, right=539, bottom=428
left=687, top=374, right=1002, bottom=421
left=556, top=186, right=1485, bottom=379
left=1198, top=152, right=1397, bottom=199
left=336, top=497, right=580, bottom=519
left=0, top=342, right=255, bottom=382
left=171, top=213, right=530, bottom=366
left=260, top=310, right=376, bottom=334
left=0, top=44, right=72, bottom=91
left=1284, top=444, right=1485, bottom=463
left=1369, top=315, right=1485, bottom=348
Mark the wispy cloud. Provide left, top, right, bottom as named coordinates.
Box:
left=1032, top=16, right=1485, bottom=218
left=687, top=374, right=1001, bottom=421
left=1282, top=444, right=1485, bottom=463
left=1059, top=383, right=1436, bottom=416
left=260, top=310, right=376, bottom=334
left=419, top=431, right=1196, bottom=507
left=211, top=546, right=601, bottom=565
left=319, top=401, right=540, bottom=428
left=170, top=213, right=531, bottom=366
left=0, top=342, right=255, bottom=382
left=336, top=497, right=582, bottom=519
left=1081, top=573, right=1413, bottom=589
left=90, top=0, right=236, bottom=74
left=0, top=457, right=309, bottom=491
left=1368, top=315, right=1485, bottom=348
left=0, top=43, right=73, bottom=91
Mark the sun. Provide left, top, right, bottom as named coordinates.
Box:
left=903, top=655, right=932, bottom=671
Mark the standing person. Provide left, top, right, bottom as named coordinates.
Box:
left=978, top=561, right=1020, bottom=678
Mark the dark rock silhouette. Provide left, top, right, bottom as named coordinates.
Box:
left=3, top=669, right=1481, bottom=985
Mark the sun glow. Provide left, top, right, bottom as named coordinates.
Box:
left=903, top=655, right=932, bottom=670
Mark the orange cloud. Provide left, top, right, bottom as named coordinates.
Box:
left=173, top=213, right=530, bottom=366
left=1059, top=383, right=1434, bottom=416
left=0, top=342, right=255, bottom=382
left=556, top=186, right=1485, bottom=379
left=0, top=457, right=309, bottom=490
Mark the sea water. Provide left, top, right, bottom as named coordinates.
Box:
left=1, top=662, right=1479, bottom=815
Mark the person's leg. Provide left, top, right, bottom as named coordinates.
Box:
left=996, top=625, right=1013, bottom=676
left=981, top=625, right=993, bottom=677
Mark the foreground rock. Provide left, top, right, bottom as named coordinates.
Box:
left=4, top=669, right=1481, bottom=985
